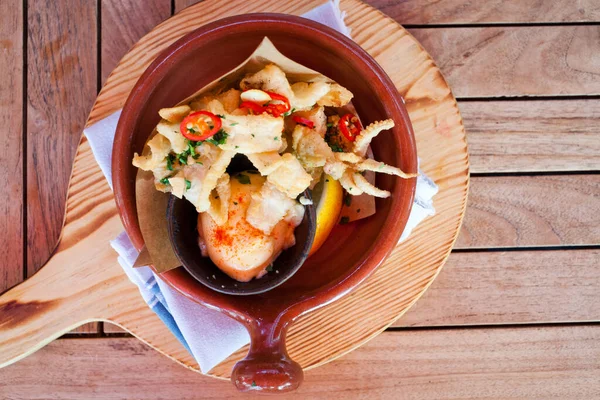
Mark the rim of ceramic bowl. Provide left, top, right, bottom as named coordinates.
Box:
left=112, top=13, right=417, bottom=322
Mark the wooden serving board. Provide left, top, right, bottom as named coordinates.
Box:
left=0, top=0, right=468, bottom=379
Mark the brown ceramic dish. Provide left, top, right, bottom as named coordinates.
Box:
left=113, top=14, right=417, bottom=393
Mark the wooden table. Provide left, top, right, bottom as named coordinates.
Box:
left=1, top=0, right=599, bottom=398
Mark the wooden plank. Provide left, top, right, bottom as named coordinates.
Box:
left=395, top=249, right=600, bottom=327
left=171, top=6, right=600, bottom=98
left=27, top=0, right=97, bottom=332
left=0, top=1, right=23, bottom=293
left=105, top=250, right=600, bottom=333
left=101, top=0, right=171, bottom=84
left=461, top=99, right=600, bottom=173
left=457, top=175, right=600, bottom=248
left=2, top=327, right=599, bottom=398
left=365, top=0, right=600, bottom=24
left=99, top=0, right=171, bottom=334
left=174, top=0, right=200, bottom=12
left=409, top=26, right=600, bottom=97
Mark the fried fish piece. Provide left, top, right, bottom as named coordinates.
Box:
left=158, top=105, right=191, bottom=123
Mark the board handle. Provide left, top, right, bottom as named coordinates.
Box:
left=0, top=240, right=126, bottom=368
left=231, top=318, right=303, bottom=393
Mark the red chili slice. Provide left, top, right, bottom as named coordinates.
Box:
left=239, top=101, right=266, bottom=115
left=292, top=116, right=315, bottom=129
left=239, top=90, right=291, bottom=117
left=263, top=91, right=291, bottom=117
left=179, top=111, right=222, bottom=141
left=338, top=113, right=363, bottom=142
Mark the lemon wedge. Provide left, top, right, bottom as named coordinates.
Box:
left=309, top=174, right=343, bottom=256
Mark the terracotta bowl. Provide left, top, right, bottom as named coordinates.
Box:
left=113, top=13, right=417, bottom=393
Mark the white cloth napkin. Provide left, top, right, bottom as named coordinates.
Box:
left=84, top=0, right=437, bottom=374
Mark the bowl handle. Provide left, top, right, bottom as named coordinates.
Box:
left=231, top=318, right=303, bottom=393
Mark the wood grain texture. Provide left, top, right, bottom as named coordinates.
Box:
left=457, top=175, right=600, bottom=248
left=0, top=139, right=192, bottom=370
left=366, top=0, right=600, bottom=24
left=409, top=26, right=600, bottom=97
left=0, top=0, right=23, bottom=293
left=3, top=327, right=600, bottom=399
left=174, top=0, right=201, bottom=12
left=26, top=0, right=97, bottom=274
left=101, top=0, right=171, bottom=84
left=396, top=249, right=600, bottom=327
left=462, top=99, right=600, bottom=173
left=99, top=0, right=172, bottom=334
left=26, top=0, right=98, bottom=333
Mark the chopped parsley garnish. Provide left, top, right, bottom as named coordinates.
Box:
left=326, top=122, right=333, bottom=128
left=160, top=177, right=170, bottom=185
left=216, top=114, right=225, bottom=119
left=185, top=179, right=191, bottom=190
left=230, top=122, right=238, bottom=126
left=166, top=154, right=175, bottom=171
left=344, top=193, right=352, bottom=207
left=205, top=129, right=228, bottom=145
left=188, top=141, right=197, bottom=153
left=266, top=263, right=274, bottom=272
left=178, top=153, right=188, bottom=165
left=251, top=381, right=257, bottom=387
left=274, top=136, right=279, bottom=141
left=251, top=133, right=255, bottom=138
left=235, top=174, right=251, bottom=184
left=330, top=144, right=344, bottom=152
left=339, top=216, right=350, bottom=225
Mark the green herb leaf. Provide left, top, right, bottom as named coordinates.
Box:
left=185, top=179, right=191, bottom=190
left=205, top=129, right=228, bottom=145
left=178, top=153, right=188, bottom=165
left=340, top=216, right=350, bottom=225
left=251, top=133, right=255, bottom=138
left=266, top=263, right=274, bottom=272
left=251, top=381, right=257, bottom=387
left=326, top=122, right=333, bottom=128
left=160, top=177, right=170, bottom=185
left=166, top=154, right=174, bottom=171
left=230, top=122, right=238, bottom=126
left=274, top=136, right=279, bottom=141
left=216, top=114, right=225, bottom=119
left=233, top=201, right=238, bottom=205
left=235, top=174, right=251, bottom=184
left=329, top=144, right=344, bottom=153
